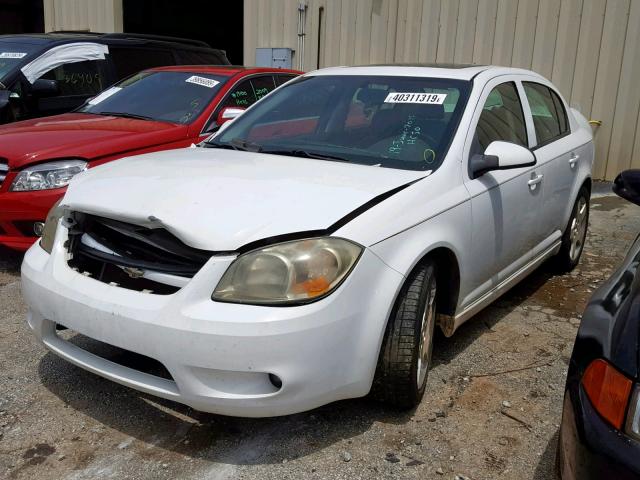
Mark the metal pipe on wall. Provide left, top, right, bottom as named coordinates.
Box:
left=297, top=1, right=307, bottom=71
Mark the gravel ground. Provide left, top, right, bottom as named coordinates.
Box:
left=1, top=188, right=638, bottom=480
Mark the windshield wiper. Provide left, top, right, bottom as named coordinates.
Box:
left=261, top=149, right=351, bottom=163
left=231, top=138, right=262, bottom=152
left=203, top=138, right=262, bottom=152
left=96, top=111, right=156, bottom=121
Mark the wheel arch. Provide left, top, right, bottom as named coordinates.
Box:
left=385, top=245, right=462, bottom=337
left=562, top=174, right=592, bottom=230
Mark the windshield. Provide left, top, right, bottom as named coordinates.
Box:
left=78, top=71, right=228, bottom=124
left=0, top=40, right=41, bottom=85
left=208, top=75, right=471, bottom=171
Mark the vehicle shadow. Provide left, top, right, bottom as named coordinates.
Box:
left=432, top=261, right=558, bottom=368
left=37, top=347, right=412, bottom=465
left=0, top=246, right=23, bottom=273
left=532, top=430, right=559, bottom=479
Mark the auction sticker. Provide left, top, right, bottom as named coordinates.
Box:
left=384, top=92, right=447, bottom=104
left=0, top=52, right=27, bottom=59
left=185, top=76, right=220, bottom=88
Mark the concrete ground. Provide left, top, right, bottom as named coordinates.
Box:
left=1, top=187, right=637, bottom=480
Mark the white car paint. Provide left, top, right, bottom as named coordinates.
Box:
left=21, top=65, right=593, bottom=416
left=60, top=149, right=426, bottom=251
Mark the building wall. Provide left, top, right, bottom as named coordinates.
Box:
left=43, top=0, right=123, bottom=33
left=244, top=0, right=640, bottom=181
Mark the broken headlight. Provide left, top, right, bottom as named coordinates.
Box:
left=11, top=160, right=87, bottom=191
left=40, top=199, right=64, bottom=254
left=212, top=237, right=362, bottom=305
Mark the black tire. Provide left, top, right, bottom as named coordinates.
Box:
left=372, top=259, right=437, bottom=409
left=553, top=186, right=590, bottom=272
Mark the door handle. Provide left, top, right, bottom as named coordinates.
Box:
left=528, top=173, right=544, bottom=190
left=569, top=153, right=580, bottom=168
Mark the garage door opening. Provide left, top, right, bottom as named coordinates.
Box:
left=0, top=0, right=44, bottom=33
left=123, top=0, right=243, bottom=65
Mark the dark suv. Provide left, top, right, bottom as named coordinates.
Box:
left=0, top=32, right=229, bottom=124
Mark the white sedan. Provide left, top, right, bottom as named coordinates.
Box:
left=21, top=65, right=593, bottom=417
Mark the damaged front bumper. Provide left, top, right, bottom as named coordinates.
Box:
left=21, top=224, right=404, bottom=417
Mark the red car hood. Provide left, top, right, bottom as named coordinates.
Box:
left=0, top=113, right=190, bottom=169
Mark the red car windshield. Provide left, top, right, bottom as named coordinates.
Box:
left=79, top=71, right=228, bottom=124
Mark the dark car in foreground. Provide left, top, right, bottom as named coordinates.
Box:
left=558, top=169, right=640, bottom=479
left=0, top=32, right=229, bottom=123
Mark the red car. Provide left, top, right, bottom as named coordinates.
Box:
left=0, top=66, right=301, bottom=251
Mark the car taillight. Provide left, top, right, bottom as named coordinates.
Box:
left=582, top=358, right=633, bottom=430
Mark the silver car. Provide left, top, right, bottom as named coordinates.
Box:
left=22, top=65, right=593, bottom=416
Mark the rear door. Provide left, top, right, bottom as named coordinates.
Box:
left=462, top=78, right=543, bottom=303
left=521, top=80, right=576, bottom=253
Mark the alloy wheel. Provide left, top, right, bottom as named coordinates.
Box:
left=569, top=196, right=588, bottom=262
left=416, top=276, right=437, bottom=388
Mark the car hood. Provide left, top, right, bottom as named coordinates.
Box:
left=64, top=147, right=427, bottom=251
left=0, top=113, right=188, bottom=169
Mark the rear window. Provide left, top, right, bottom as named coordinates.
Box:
left=79, top=71, right=227, bottom=124
left=176, top=49, right=228, bottom=65
left=109, top=47, right=175, bottom=79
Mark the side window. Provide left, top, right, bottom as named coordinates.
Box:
left=275, top=74, right=296, bottom=87
left=177, top=49, right=227, bottom=65
left=251, top=76, right=276, bottom=101
left=109, top=47, right=175, bottom=79
left=475, top=82, right=527, bottom=152
left=523, top=82, right=569, bottom=146
left=220, top=79, right=256, bottom=108
left=39, top=60, right=108, bottom=96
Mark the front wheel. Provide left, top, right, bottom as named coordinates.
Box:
left=372, top=259, right=437, bottom=409
left=553, top=186, right=590, bottom=272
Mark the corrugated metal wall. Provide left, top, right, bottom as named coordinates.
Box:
left=43, top=0, right=123, bottom=33
left=244, top=0, right=640, bottom=180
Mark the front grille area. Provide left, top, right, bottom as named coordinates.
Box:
left=67, top=214, right=213, bottom=294
left=0, top=160, right=8, bottom=188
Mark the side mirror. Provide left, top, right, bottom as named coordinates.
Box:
left=613, top=170, right=640, bottom=206
left=217, top=106, right=245, bottom=126
left=470, top=140, right=536, bottom=179
left=30, top=79, right=60, bottom=97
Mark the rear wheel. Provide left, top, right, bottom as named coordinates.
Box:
left=554, top=186, right=590, bottom=272
left=372, top=259, right=437, bottom=409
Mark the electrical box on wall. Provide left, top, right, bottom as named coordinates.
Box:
left=255, top=48, right=293, bottom=69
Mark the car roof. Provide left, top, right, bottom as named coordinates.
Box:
left=149, top=65, right=302, bottom=76
left=0, top=32, right=216, bottom=50
left=306, top=64, right=543, bottom=81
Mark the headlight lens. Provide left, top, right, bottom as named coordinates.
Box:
left=10, top=160, right=87, bottom=191
left=213, top=237, right=363, bottom=305
left=40, top=199, right=64, bottom=254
